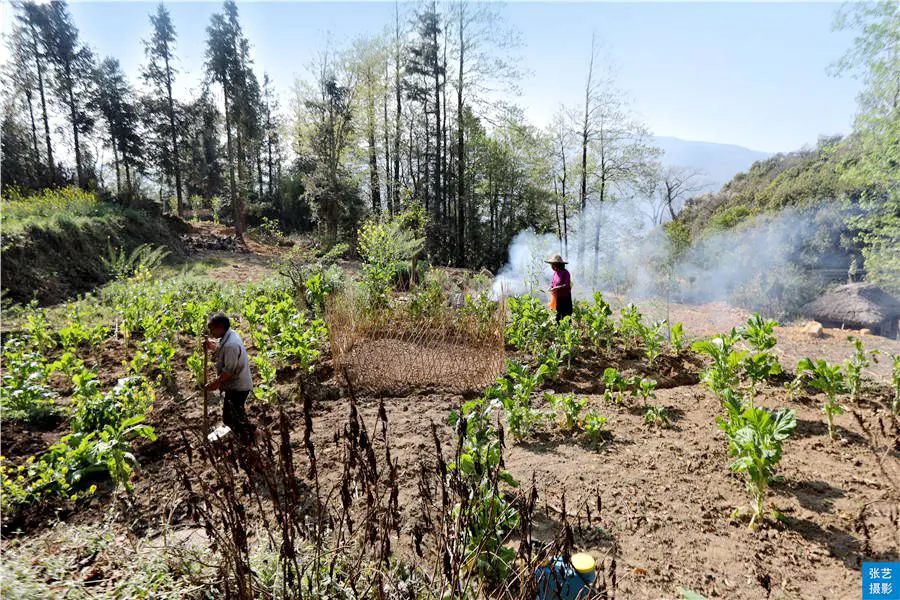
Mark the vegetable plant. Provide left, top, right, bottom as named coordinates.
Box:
left=582, top=411, right=608, bottom=448
left=448, top=393, right=519, bottom=582
left=581, top=292, right=615, bottom=351
left=742, top=351, right=783, bottom=400
left=602, top=368, right=630, bottom=403
left=553, top=318, right=581, bottom=369
left=669, top=321, right=685, bottom=352
left=22, top=302, right=55, bottom=352
left=187, top=350, right=205, bottom=391
left=0, top=339, right=58, bottom=422
left=739, top=313, right=778, bottom=351
left=693, top=331, right=746, bottom=397
left=796, top=358, right=846, bottom=440
left=634, top=377, right=658, bottom=406
left=58, top=304, right=109, bottom=350
left=253, top=354, right=279, bottom=405
left=545, top=393, right=586, bottom=431
left=717, top=395, right=796, bottom=528
left=644, top=405, right=671, bottom=428
left=843, top=336, right=877, bottom=403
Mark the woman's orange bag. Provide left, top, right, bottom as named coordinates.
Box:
left=548, top=289, right=557, bottom=311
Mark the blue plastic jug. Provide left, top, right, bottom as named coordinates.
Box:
left=535, top=553, right=596, bottom=600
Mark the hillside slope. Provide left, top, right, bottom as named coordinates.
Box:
left=1, top=199, right=188, bottom=305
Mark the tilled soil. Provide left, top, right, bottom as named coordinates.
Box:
left=3, top=306, right=899, bottom=599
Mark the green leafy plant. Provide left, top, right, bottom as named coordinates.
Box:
left=187, top=350, right=205, bottom=391
left=506, top=295, right=556, bottom=357
left=253, top=354, right=278, bottom=405
left=448, top=394, right=519, bottom=582
left=489, top=361, right=550, bottom=441
left=843, top=336, right=878, bottom=403
left=545, top=392, right=586, bottom=431
left=717, top=396, right=796, bottom=528
left=22, top=301, right=55, bottom=353
left=693, top=331, right=747, bottom=398
left=553, top=318, right=581, bottom=369
left=580, top=292, right=615, bottom=351
left=602, top=368, right=630, bottom=403
left=642, top=320, right=667, bottom=367
left=71, top=376, right=155, bottom=434
left=618, top=304, right=645, bottom=349
left=357, top=216, right=425, bottom=308
left=644, top=405, right=671, bottom=428
left=0, top=339, right=58, bottom=422
left=796, top=358, right=846, bottom=440
left=582, top=410, right=608, bottom=448
left=634, top=377, right=658, bottom=406
left=742, top=351, right=783, bottom=400
left=739, top=313, right=778, bottom=351
left=408, top=279, right=447, bottom=319
left=58, top=304, right=109, bottom=350
left=670, top=321, right=685, bottom=352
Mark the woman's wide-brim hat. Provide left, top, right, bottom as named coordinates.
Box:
left=545, top=254, right=568, bottom=265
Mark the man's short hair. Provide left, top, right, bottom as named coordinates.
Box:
left=207, top=313, right=230, bottom=331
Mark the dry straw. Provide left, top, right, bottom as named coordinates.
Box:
left=325, top=292, right=507, bottom=395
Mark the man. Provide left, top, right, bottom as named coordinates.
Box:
left=205, top=313, right=254, bottom=443
left=547, top=254, right=573, bottom=323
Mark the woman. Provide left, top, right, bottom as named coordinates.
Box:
left=546, top=254, right=573, bottom=323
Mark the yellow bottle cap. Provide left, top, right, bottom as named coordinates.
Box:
left=571, top=553, right=595, bottom=573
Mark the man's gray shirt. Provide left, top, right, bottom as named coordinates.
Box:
left=214, top=329, right=253, bottom=392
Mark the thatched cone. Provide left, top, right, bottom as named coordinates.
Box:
left=801, top=283, right=900, bottom=338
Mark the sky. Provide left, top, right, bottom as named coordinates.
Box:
left=0, top=1, right=862, bottom=154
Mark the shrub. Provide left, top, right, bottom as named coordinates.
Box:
left=357, top=217, right=425, bottom=308
left=101, top=242, right=170, bottom=281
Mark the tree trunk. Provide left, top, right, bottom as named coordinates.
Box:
left=222, top=85, right=239, bottom=238
left=25, top=89, right=39, bottom=160
left=393, top=2, right=402, bottom=213
left=456, top=6, right=465, bottom=266
left=236, top=128, right=247, bottom=239
left=367, top=68, right=381, bottom=214
left=266, top=128, right=274, bottom=199
left=383, top=58, right=393, bottom=215
left=64, top=62, right=84, bottom=188
left=111, top=130, right=121, bottom=197
left=163, top=49, right=183, bottom=215
left=29, top=22, right=54, bottom=177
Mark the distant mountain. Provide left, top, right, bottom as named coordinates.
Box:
left=653, top=136, right=773, bottom=193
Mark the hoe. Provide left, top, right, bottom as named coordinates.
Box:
left=201, top=336, right=233, bottom=445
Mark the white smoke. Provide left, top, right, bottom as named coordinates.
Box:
left=492, top=199, right=850, bottom=317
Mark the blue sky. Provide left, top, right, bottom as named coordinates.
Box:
left=0, top=1, right=860, bottom=153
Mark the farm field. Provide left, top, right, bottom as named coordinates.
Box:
left=1, top=224, right=898, bottom=600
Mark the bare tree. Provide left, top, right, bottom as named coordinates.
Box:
left=658, top=165, right=706, bottom=221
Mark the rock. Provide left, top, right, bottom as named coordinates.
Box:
left=801, top=320, right=824, bottom=338
left=859, top=328, right=872, bottom=335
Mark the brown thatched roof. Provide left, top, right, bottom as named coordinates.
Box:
left=802, top=283, right=900, bottom=327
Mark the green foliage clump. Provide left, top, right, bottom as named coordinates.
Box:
left=693, top=331, right=746, bottom=399
left=58, top=303, right=109, bottom=350
left=796, top=358, right=846, bottom=440
left=717, top=392, right=796, bottom=528
left=843, top=336, right=877, bottom=403
left=357, top=213, right=425, bottom=308
left=0, top=338, right=58, bottom=423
